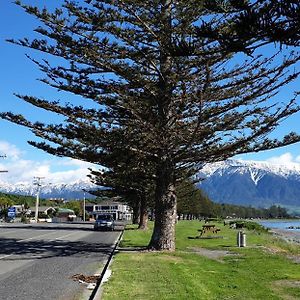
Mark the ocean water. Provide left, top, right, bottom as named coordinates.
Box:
left=259, top=220, right=300, bottom=231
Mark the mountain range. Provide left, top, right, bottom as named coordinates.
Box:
left=1, top=159, right=300, bottom=209
left=0, top=179, right=97, bottom=200
left=197, top=159, right=300, bottom=208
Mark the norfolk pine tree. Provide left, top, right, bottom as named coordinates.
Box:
left=1, top=1, right=300, bottom=250
left=88, top=149, right=155, bottom=230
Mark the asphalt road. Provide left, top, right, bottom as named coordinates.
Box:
left=0, top=222, right=122, bottom=300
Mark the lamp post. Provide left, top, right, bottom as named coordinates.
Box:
left=33, top=176, right=45, bottom=223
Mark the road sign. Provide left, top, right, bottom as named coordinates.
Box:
left=7, top=207, right=16, bottom=218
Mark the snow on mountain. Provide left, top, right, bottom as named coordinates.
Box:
left=200, top=159, right=300, bottom=180
left=0, top=178, right=97, bottom=199
left=198, top=159, right=300, bottom=207
left=2, top=158, right=300, bottom=207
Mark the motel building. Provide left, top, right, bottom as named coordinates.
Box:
left=85, top=200, right=132, bottom=221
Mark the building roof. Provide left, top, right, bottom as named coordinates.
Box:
left=87, top=200, right=128, bottom=206
left=29, top=206, right=56, bottom=213
left=57, top=208, right=75, bottom=213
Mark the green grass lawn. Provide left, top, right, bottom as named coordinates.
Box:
left=101, top=221, right=300, bottom=300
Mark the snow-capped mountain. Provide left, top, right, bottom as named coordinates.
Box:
left=2, top=159, right=300, bottom=207
left=197, top=159, right=300, bottom=207
left=0, top=179, right=97, bottom=199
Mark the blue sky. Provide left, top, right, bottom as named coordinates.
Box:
left=1, top=1, right=300, bottom=184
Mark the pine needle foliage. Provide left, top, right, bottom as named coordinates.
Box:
left=1, top=0, right=300, bottom=250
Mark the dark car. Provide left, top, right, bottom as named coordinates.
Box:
left=94, top=214, right=115, bottom=231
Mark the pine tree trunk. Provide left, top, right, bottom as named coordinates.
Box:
left=132, top=200, right=140, bottom=225
left=148, top=162, right=177, bottom=251
left=147, top=0, right=176, bottom=250
left=138, top=195, right=148, bottom=230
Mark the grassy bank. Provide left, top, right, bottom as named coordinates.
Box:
left=101, top=221, right=300, bottom=300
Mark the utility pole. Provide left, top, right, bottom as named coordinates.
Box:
left=83, top=191, right=86, bottom=222
left=33, top=176, right=45, bottom=223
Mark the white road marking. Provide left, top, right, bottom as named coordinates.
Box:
left=0, top=254, right=13, bottom=260
left=53, top=232, right=79, bottom=240
left=0, top=228, right=89, bottom=260
left=0, top=230, right=22, bottom=236
left=0, top=231, right=68, bottom=260
left=16, top=231, right=58, bottom=243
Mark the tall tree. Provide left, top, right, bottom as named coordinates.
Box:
left=177, top=179, right=211, bottom=219
left=88, top=150, right=155, bottom=230
left=1, top=0, right=300, bottom=250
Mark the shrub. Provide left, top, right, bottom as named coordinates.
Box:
left=230, top=220, right=268, bottom=232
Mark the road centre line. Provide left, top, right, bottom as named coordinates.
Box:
left=0, top=231, right=76, bottom=260
left=16, top=231, right=63, bottom=243
left=0, top=228, right=93, bottom=260
left=53, top=232, right=79, bottom=241
left=0, top=254, right=13, bottom=260
left=0, top=230, right=23, bottom=236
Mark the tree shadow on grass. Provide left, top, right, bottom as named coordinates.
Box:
left=118, top=239, right=149, bottom=251
left=117, top=246, right=149, bottom=252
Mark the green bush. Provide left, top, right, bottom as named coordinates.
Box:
left=21, top=215, right=28, bottom=223
left=230, top=220, right=268, bottom=232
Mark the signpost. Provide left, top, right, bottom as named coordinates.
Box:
left=7, top=207, right=16, bottom=219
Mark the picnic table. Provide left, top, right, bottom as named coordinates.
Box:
left=202, top=224, right=216, bottom=231
left=198, top=224, right=221, bottom=236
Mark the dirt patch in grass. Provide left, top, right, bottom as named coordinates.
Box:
left=262, top=246, right=300, bottom=264
left=272, top=280, right=300, bottom=300
left=188, top=247, right=236, bottom=262
left=287, top=255, right=300, bottom=264
left=263, top=245, right=288, bottom=255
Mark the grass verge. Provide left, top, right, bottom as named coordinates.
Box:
left=101, top=221, right=300, bottom=300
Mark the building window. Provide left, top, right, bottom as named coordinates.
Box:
left=101, top=206, right=110, bottom=210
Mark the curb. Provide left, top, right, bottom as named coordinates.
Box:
left=89, top=229, right=124, bottom=300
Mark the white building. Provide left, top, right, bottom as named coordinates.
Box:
left=86, top=200, right=132, bottom=221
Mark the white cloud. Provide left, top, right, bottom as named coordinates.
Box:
left=266, top=152, right=300, bottom=166
left=0, top=140, right=23, bottom=160
left=47, top=168, right=91, bottom=184
left=60, top=158, right=95, bottom=168
left=0, top=141, right=97, bottom=184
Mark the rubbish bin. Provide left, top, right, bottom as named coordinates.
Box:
left=237, top=231, right=246, bottom=247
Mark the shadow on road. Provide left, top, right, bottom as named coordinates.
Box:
left=0, top=237, right=114, bottom=260
left=0, top=222, right=124, bottom=232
